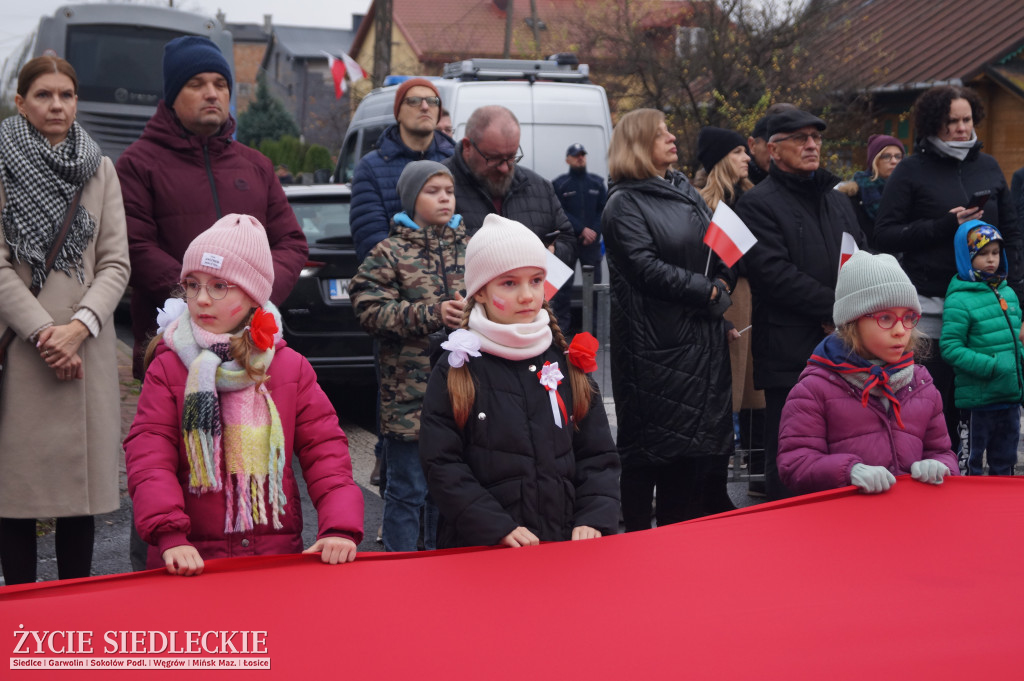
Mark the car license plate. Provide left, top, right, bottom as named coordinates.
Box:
left=329, top=278, right=350, bottom=300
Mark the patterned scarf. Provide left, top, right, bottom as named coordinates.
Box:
left=163, top=304, right=287, bottom=533
left=807, top=334, right=915, bottom=429
left=0, top=115, right=102, bottom=289
left=852, top=170, right=886, bottom=221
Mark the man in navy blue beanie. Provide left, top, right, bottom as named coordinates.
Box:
left=116, top=35, right=307, bottom=571
left=161, top=36, right=234, bottom=135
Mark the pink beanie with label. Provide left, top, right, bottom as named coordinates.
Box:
left=181, top=213, right=275, bottom=304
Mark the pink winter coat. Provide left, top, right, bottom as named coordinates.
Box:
left=778, top=363, right=959, bottom=495
left=125, top=340, right=364, bottom=568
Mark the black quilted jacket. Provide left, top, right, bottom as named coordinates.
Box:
left=419, top=346, right=621, bottom=548
left=601, top=172, right=735, bottom=467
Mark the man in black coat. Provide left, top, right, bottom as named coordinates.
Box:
left=735, top=109, right=866, bottom=500
left=443, top=106, right=577, bottom=332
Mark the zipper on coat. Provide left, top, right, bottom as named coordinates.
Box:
left=203, top=143, right=223, bottom=219
left=992, top=287, right=1024, bottom=397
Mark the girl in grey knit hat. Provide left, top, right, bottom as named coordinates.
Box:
left=774, top=250, right=959, bottom=496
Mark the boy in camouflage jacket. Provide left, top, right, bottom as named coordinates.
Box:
left=350, top=161, right=467, bottom=551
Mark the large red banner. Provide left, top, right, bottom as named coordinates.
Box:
left=2, top=476, right=1021, bottom=678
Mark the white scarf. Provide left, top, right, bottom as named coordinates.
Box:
left=467, top=304, right=552, bottom=360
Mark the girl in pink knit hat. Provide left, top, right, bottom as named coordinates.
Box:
left=124, top=214, right=363, bottom=576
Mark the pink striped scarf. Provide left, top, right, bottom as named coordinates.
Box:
left=163, top=305, right=287, bottom=532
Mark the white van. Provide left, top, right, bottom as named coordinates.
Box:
left=333, top=57, right=613, bottom=184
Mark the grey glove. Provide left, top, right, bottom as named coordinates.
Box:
left=910, top=459, right=949, bottom=485
left=850, top=463, right=896, bottom=494
left=707, top=282, right=732, bottom=319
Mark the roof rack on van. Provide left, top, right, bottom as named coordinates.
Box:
left=442, top=56, right=590, bottom=83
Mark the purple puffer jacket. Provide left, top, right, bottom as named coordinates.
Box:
left=778, top=363, right=959, bottom=494
left=125, top=340, right=364, bottom=568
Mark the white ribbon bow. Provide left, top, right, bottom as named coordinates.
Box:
left=442, top=328, right=482, bottom=368
left=156, top=297, right=188, bottom=335
left=538, top=361, right=565, bottom=428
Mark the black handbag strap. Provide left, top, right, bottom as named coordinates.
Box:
left=0, top=188, right=85, bottom=362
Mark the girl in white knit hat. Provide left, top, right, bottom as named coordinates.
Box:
left=777, top=250, right=959, bottom=495
left=418, top=214, right=620, bottom=549
left=125, top=214, right=364, bottom=575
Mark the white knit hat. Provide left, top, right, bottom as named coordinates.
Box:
left=465, top=214, right=548, bottom=297
left=833, top=250, right=920, bottom=327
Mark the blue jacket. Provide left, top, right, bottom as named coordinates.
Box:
left=940, top=220, right=1024, bottom=408
left=349, top=125, right=455, bottom=261
left=552, top=167, right=607, bottom=237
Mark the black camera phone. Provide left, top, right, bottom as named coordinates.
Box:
left=966, top=190, right=992, bottom=212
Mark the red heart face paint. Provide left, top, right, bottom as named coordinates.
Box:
left=472, top=266, right=546, bottom=325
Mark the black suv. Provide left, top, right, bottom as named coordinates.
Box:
left=280, top=184, right=374, bottom=386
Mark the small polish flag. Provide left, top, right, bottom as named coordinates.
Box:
left=341, top=52, right=369, bottom=82
left=838, top=232, right=859, bottom=274
left=323, top=52, right=368, bottom=99
left=703, top=201, right=757, bottom=268
left=544, top=251, right=573, bottom=301
left=324, top=53, right=346, bottom=98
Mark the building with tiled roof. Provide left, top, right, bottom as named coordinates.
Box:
left=811, top=0, right=1024, bottom=177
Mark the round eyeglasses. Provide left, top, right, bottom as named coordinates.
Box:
left=862, top=311, right=920, bottom=330
left=177, top=279, right=238, bottom=300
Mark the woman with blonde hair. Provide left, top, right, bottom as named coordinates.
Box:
left=697, top=126, right=765, bottom=501
left=837, top=134, right=905, bottom=247
left=602, top=110, right=736, bottom=530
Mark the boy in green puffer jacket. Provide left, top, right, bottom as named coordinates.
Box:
left=940, top=220, right=1024, bottom=475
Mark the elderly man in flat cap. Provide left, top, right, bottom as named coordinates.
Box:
left=735, top=109, right=866, bottom=501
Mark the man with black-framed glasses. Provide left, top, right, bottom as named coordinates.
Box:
left=443, top=105, right=577, bottom=332
left=351, top=78, right=455, bottom=262
left=735, top=108, right=866, bottom=501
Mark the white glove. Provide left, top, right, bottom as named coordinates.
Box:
left=850, top=463, right=896, bottom=493
left=910, top=459, right=950, bottom=485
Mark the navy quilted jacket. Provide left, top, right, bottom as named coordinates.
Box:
left=350, top=125, right=455, bottom=261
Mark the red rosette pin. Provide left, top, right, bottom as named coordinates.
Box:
left=567, top=332, right=599, bottom=373
left=249, top=308, right=279, bottom=351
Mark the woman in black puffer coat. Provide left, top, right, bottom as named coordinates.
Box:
left=875, top=85, right=1023, bottom=450
left=602, top=109, right=735, bottom=531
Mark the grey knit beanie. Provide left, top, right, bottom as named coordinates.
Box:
left=396, top=160, right=453, bottom=219
left=833, top=251, right=920, bottom=327
left=465, top=214, right=548, bottom=297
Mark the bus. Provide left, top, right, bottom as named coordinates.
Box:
left=32, top=3, right=233, bottom=161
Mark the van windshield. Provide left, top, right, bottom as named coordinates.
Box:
left=66, top=25, right=190, bottom=106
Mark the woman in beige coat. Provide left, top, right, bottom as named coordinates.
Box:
left=0, top=56, right=130, bottom=585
